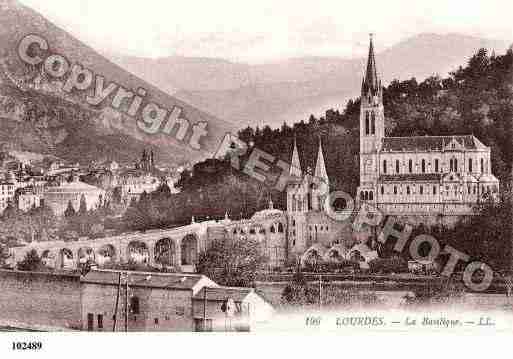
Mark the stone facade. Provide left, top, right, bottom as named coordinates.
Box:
left=357, top=35, right=499, bottom=223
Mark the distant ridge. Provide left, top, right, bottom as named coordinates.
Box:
left=110, top=33, right=509, bottom=129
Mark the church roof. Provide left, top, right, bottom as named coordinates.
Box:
left=382, top=135, right=487, bottom=152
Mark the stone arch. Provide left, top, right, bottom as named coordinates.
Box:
left=325, top=248, right=343, bottom=262
left=41, top=249, right=57, bottom=268
left=97, top=244, right=117, bottom=267
left=349, top=250, right=365, bottom=262
left=58, top=248, right=74, bottom=269
left=181, top=234, right=198, bottom=266
left=78, top=247, right=96, bottom=267
left=155, top=238, right=177, bottom=267
left=302, top=248, right=323, bottom=269
left=127, top=240, right=149, bottom=264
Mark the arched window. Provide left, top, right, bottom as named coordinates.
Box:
left=371, top=112, right=376, bottom=135
left=277, top=223, right=284, bottom=233
left=360, top=191, right=364, bottom=201
left=395, top=160, right=400, bottom=174
left=435, top=159, right=439, bottom=173
left=270, top=226, right=276, bottom=233
left=381, top=186, right=384, bottom=195
left=364, top=192, right=368, bottom=201
left=433, top=186, right=437, bottom=195
left=383, top=160, right=387, bottom=174
left=468, top=158, right=473, bottom=172
left=394, top=186, right=397, bottom=195
left=407, top=186, right=410, bottom=195
left=369, top=192, right=373, bottom=200
left=454, top=159, right=458, bottom=172
left=481, top=158, right=484, bottom=172
left=449, top=159, right=453, bottom=172
left=365, top=112, right=370, bottom=135
left=408, top=159, right=412, bottom=173
left=420, top=185, right=423, bottom=195
left=421, top=159, right=426, bottom=173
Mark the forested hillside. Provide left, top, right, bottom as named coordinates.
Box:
left=121, top=48, right=513, bottom=270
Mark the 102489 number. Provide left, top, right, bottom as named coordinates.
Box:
left=12, top=342, right=42, bottom=350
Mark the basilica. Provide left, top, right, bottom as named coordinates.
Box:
left=356, top=35, right=500, bottom=226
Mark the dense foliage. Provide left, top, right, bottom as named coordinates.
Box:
left=196, top=237, right=268, bottom=287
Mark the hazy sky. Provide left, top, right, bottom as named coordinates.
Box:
left=19, top=0, right=513, bottom=63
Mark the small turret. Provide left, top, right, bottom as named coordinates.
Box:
left=290, top=136, right=302, bottom=178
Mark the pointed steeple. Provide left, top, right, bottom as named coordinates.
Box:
left=314, top=137, right=329, bottom=185
left=290, top=136, right=302, bottom=177
left=362, top=33, right=380, bottom=96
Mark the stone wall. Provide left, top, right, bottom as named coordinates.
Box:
left=0, top=270, right=82, bottom=330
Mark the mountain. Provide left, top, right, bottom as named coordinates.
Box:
left=0, top=0, right=236, bottom=167
left=110, top=33, right=509, bottom=128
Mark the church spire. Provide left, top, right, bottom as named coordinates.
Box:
left=362, top=33, right=380, bottom=96
left=314, top=137, right=329, bottom=185
left=290, top=136, right=302, bottom=177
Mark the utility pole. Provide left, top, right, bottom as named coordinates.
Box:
left=124, top=272, right=129, bottom=332
left=203, top=287, right=207, bottom=332
left=112, top=271, right=121, bottom=332
left=318, top=274, right=322, bottom=310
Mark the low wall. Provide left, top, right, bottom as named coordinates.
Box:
left=0, top=270, right=82, bottom=330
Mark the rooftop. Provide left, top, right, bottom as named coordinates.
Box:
left=82, top=270, right=213, bottom=290
left=382, top=135, right=487, bottom=152
left=193, top=287, right=254, bottom=302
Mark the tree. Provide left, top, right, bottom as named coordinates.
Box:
left=196, top=237, right=267, bottom=287
left=64, top=200, right=76, bottom=217
left=17, top=249, right=45, bottom=271
left=2, top=201, right=20, bottom=220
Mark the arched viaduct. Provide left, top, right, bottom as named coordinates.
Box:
left=9, top=221, right=227, bottom=273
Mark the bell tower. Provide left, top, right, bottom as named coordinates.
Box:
left=358, top=34, right=384, bottom=202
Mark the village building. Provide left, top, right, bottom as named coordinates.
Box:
left=43, top=174, right=105, bottom=216
left=81, top=270, right=273, bottom=332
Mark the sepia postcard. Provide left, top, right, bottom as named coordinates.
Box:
left=0, top=0, right=513, bottom=356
